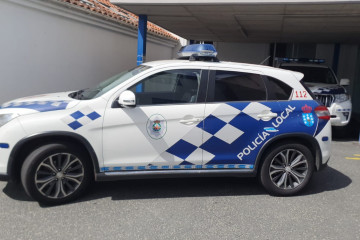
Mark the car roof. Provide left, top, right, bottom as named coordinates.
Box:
left=142, top=59, right=304, bottom=81
left=143, top=59, right=273, bottom=69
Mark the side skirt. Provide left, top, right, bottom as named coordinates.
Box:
left=96, top=169, right=256, bottom=181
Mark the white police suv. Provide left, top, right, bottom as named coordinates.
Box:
left=0, top=45, right=331, bottom=205
left=279, top=58, right=352, bottom=126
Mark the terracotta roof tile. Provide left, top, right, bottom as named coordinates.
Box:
left=60, top=0, right=178, bottom=41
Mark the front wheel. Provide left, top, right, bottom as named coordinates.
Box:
left=259, top=143, right=314, bottom=196
left=21, top=143, right=92, bottom=205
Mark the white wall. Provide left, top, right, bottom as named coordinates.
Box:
left=0, top=0, right=178, bottom=103
left=215, top=42, right=270, bottom=64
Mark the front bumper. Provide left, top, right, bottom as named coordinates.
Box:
left=0, top=173, right=9, bottom=181
left=329, top=101, right=352, bottom=126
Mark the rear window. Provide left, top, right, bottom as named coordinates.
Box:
left=280, top=65, right=337, bottom=84
left=212, top=70, right=266, bottom=102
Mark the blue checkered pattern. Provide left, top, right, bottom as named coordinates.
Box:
left=62, top=107, right=101, bottom=130
left=165, top=102, right=273, bottom=166
left=0, top=100, right=69, bottom=112
left=100, top=164, right=254, bottom=172
left=101, top=101, right=319, bottom=171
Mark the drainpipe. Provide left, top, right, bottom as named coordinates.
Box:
left=137, top=14, right=147, bottom=66
left=136, top=15, right=147, bottom=92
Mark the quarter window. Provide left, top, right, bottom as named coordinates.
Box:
left=267, top=77, right=293, bottom=100
left=213, top=70, right=266, bottom=102
left=129, top=69, right=201, bottom=105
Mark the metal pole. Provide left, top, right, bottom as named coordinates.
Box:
left=136, top=15, right=147, bottom=92
left=137, top=15, right=147, bottom=66
left=272, top=42, right=277, bottom=67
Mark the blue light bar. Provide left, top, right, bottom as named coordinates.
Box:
left=309, top=59, right=325, bottom=63
left=276, top=57, right=325, bottom=64
left=178, top=44, right=218, bottom=58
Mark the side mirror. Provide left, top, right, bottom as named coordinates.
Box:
left=118, top=90, right=136, bottom=108
left=340, top=78, right=350, bottom=86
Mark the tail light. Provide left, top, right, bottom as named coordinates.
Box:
left=314, top=106, right=330, bottom=120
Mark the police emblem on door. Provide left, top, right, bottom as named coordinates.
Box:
left=302, top=104, right=314, bottom=127
left=147, top=114, right=167, bottom=139
left=152, top=120, right=161, bottom=132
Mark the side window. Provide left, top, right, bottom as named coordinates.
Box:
left=213, top=70, right=266, bottom=102
left=139, top=71, right=178, bottom=92
left=266, top=77, right=293, bottom=100
left=129, top=69, right=201, bottom=105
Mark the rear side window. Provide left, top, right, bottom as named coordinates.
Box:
left=267, top=77, right=293, bottom=100
left=213, top=70, right=266, bottom=102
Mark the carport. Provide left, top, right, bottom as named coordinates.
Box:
left=112, top=0, right=360, bottom=123
left=112, top=0, right=360, bottom=43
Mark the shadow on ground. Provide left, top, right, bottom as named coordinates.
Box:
left=2, top=166, right=351, bottom=206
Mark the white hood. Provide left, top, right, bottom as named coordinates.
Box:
left=304, top=83, right=346, bottom=95
left=0, top=91, right=80, bottom=115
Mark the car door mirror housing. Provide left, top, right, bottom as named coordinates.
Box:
left=118, top=90, right=136, bottom=107
left=340, top=78, right=350, bottom=86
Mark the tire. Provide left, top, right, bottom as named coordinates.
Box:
left=259, top=143, right=314, bottom=196
left=21, top=143, right=92, bottom=205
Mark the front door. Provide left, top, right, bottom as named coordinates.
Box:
left=102, top=68, right=207, bottom=171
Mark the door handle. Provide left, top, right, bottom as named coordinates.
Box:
left=179, top=118, right=202, bottom=125
left=257, top=112, right=277, bottom=121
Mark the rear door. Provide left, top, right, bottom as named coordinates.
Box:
left=198, top=68, right=281, bottom=169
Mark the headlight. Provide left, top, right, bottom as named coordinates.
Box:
left=0, top=114, right=19, bottom=128
left=334, top=94, right=350, bottom=103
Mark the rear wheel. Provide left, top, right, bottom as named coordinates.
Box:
left=21, top=143, right=92, bottom=205
left=259, top=143, right=314, bottom=196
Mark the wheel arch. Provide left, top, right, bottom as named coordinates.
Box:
left=8, top=132, right=100, bottom=182
left=254, top=133, right=322, bottom=174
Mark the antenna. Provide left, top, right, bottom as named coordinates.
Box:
left=260, top=56, right=271, bottom=65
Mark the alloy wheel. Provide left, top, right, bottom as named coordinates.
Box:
left=34, top=153, right=84, bottom=199
left=269, top=149, right=308, bottom=189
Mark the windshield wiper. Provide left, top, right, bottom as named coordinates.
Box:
left=69, top=88, right=102, bottom=100
left=69, top=89, right=86, bottom=100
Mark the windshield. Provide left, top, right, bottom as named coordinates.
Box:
left=280, top=65, right=337, bottom=84
left=69, top=65, right=151, bottom=100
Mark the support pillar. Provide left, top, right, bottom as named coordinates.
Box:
left=332, top=43, right=340, bottom=75
left=136, top=15, right=147, bottom=92
left=137, top=15, right=147, bottom=66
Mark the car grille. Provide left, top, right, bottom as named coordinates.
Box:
left=315, top=94, right=334, bottom=107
